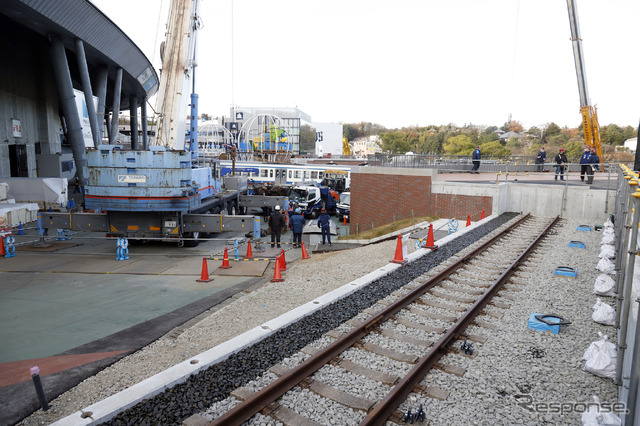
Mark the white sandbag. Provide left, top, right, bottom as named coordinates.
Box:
left=601, top=233, right=615, bottom=245
left=592, top=298, right=616, bottom=326
left=581, top=396, right=621, bottom=426
left=597, top=258, right=615, bottom=274
left=598, top=244, right=615, bottom=259
left=583, top=332, right=617, bottom=379
left=603, top=219, right=614, bottom=229
left=594, top=274, right=617, bottom=296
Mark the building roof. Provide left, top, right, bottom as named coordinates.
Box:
left=2, top=0, right=158, bottom=105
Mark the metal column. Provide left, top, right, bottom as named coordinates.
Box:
left=130, top=96, right=139, bottom=150
left=49, top=37, right=87, bottom=185
left=625, top=296, right=640, bottom=424
left=95, top=66, right=109, bottom=143
left=74, top=39, right=100, bottom=147
left=141, top=98, right=148, bottom=150
left=108, top=68, right=123, bottom=145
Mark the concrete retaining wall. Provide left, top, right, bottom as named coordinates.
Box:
left=350, top=167, right=615, bottom=234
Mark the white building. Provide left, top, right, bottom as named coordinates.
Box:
left=313, top=122, right=343, bottom=156
left=624, top=137, right=638, bottom=153
left=352, top=135, right=382, bottom=158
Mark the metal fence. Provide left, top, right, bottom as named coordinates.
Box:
left=611, top=165, right=640, bottom=425
left=369, top=153, right=589, bottom=174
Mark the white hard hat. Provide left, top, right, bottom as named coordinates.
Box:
left=275, top=205, right=281, bottom=211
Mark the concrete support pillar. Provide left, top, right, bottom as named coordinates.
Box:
left=141, top=98, right=148, bottom=150
left=74, top=39, right=100, bottom=148
left=49, top=37, right=87, bottom=185
left=105, top=114, right=111, bottom=143
left=95, top=66, right=109, bottom=143
left=130, top=96, right=139, bottom=150
left=108, top=68, right=123, bottom=145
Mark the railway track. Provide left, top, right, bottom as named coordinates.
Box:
left=196, top=214, right=559, bottom=425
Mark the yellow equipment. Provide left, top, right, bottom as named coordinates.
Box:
left=342, top=137, right=351, bottom=156
left=566, top=0, right=602, bottom=163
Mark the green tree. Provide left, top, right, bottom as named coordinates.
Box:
left=563, top=140, right=583, bottom=159
left=419, top=134, right=441, bottom=153
left=478, top=131, right=499, bottom=144
left=379, top=132, right=413, bottom=153
left=481, top=141, right=510, bottom=156
left=443, top=134, right=474, bottom=155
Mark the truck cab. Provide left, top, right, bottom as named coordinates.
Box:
left=290, top=185, right=337, bottom=218
left=336, top=191, right=350, bottom=220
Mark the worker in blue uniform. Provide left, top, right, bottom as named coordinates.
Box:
left=289, top=207, right=306, bottom=248
left=535, top=147, right=547, bottom=172
left=471, top=146, right=481, bottom=174
left=586, top=148, right=599, bottom=184
left=317, top=208, right=332, bottom=246
left=579, top=146, right=591, bottom=182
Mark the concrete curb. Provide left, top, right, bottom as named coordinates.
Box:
left=52, top=215, right=497, bottom=425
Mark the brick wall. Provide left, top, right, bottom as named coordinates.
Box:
left=350, top=172, right=432, bottom=235
left=349, top=168, right=493, bottom=235
left=430, top=193, right=492, bottom=222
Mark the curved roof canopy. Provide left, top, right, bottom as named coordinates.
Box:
left=2, top=0, right=158, bottom=107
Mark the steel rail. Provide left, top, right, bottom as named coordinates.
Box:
left=361, top=215, right=560, bottom=425
left=207, top=213, right=544, bottom=425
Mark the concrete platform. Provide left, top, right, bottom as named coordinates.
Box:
left=0, top=230, right=290, bottom=425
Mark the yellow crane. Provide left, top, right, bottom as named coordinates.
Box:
left=566, top=0, right=602, bottom=163
left=342, top=136, right=351, bottom=156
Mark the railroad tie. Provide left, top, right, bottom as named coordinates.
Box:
left=338, top=359, right=399, bottom=385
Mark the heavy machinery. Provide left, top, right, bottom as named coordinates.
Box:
left=342, top=136, right=351, bottom=156
left=42, top=0, right=283, bottom=246
left=566, top=0, right=602, bottom=163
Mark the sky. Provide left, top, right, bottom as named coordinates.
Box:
left=91, top=0, right=640, bottom=131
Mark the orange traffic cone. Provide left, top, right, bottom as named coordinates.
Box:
left=343, top=215, right=347, bottom=226
left=220, top=247, right=231, bottom=269
left=466, top=214, right=471, bottom=227
left=271, top=255, right=284, bottom=282
left=197, top=257, right=213, bottom=282
left=245, top=239, right=253, bottom=259
left=0, top=236, right=5, bottom=257
left=481, top=209, right=486, bottom=219
left=301, top=241, right=310, bottom=259
left=390, top=234, right=407, bottom=264
left=279, top=249, right=287, bottom=271
left=425, top=224, right=438, bottom=250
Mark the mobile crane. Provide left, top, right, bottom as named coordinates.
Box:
left=566, top=0, right=602, bottom=163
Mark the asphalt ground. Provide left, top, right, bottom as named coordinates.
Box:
left=0, top=224, right=312, bottom=425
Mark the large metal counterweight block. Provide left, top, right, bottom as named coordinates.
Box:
left=42, top=212, right=109, bottom=231
left=183, top=214, right=255, bottom=233
left=41, top=212, right=257, bottom=234
left=238, top=195, right=286, bottom=207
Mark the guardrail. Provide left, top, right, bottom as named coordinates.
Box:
left=611, top=164, right=640, bottom=424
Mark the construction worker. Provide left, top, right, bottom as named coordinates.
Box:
left=535, top=147, right=547, bottom=173
left=317, top=208, right=332, bottom=246
left=554, top=148, right=568, bottom=181
left=471, top=146, right=481, bottom=174
left=289, top=207, right=305, bottom=248
left=268, top=205, right=285, bottom=248
left=579, top=146, right=591, bottom=182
